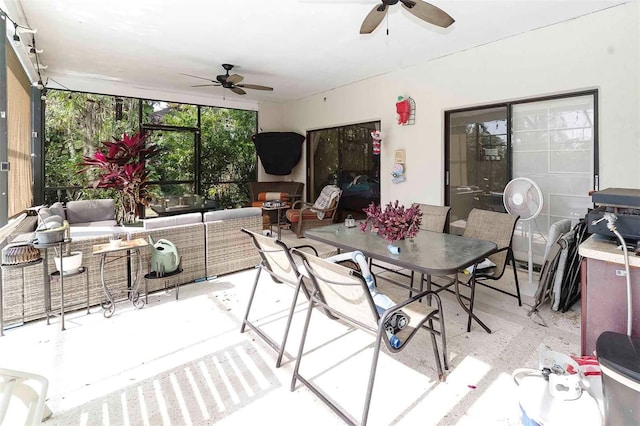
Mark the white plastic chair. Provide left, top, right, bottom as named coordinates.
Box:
left=0, top=368, right=52, bottom=425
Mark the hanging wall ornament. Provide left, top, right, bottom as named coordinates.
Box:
left=391, top=163, right=405, bottom=184
left=371, top=130, right=383, bottom=155
left=396, top=96, right=416, bottom=125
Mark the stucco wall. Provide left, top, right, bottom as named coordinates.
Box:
left=281, top=2, right=640, bottom=206
left=256, top=102, right=290, bottom=182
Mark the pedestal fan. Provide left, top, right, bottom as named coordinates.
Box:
left=503, top=178, right=544, bottom=285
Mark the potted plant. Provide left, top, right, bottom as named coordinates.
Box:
left=50, top=221, right=83, bottom=274
left=359, top=200, right=423, bottom=242
left=78, top=132, right=158, bottom=224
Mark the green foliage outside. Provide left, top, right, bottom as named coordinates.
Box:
left=200, top=106, right=257, bottom=207
left=44, top=91, right=257, bottom=209
left=44, top=91, right=137, bottom=203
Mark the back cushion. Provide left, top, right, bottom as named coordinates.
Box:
left=66, top=199, right=116, bottom=224
left=143, top=213, right=202, bottom=230
left=36, top=207, right=63, bottom=229
left=257, top=192, right=287, bottom=201
left=203, top=207, right=261, bottom=222
left=49, top=202, right=66, bottom=220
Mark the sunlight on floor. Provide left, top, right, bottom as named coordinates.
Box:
left=0, top=253, right=582, bottom=425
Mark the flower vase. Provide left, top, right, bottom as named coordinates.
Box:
left=387, top=244, right=401, bottom=255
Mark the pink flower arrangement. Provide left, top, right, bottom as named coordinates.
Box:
left=359, top=201, right=423, bottom=242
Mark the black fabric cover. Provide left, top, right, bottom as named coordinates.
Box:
left=252, top=132, right=305, bottom=175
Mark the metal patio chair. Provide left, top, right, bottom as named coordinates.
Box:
left=423, top=208, right=521, bottom=333
left=291, top=248, right=447, bottom=426
left=241, top=228, right=318, bottom=367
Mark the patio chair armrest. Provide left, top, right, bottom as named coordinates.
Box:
left=291, top=200, right=313, bottom=209
left=379, top=290, right=444, bottom=353
left=291, top=244, right=319, bottom=256
left=297, top=203, right=335, bottom=227
left=379, top=289, right=442, bottom=324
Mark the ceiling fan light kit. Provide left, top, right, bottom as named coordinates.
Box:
left=182, top=64, right=273, bottom=96
left=360, top=0, right=454, bottom=34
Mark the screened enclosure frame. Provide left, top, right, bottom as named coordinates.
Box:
left=35, top=90, right=258, bottom=209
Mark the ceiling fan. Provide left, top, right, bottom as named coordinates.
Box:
left=181, top=64, right=273, bottom=95
left=360, top=0, right=454, bottom=34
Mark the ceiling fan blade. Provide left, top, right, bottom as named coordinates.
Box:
left=190, top=83, right=220, bottom=87
left=400, top=0, right=454, bottom=28
left=237, top=84, right=273, bottom=91
left=227, top=74, right=244, bottom=84
left=360, top=4, right=387, bottom=34
left=179, top=72, right=214, bottom=82
left=230, top=86, right=246, bottom=95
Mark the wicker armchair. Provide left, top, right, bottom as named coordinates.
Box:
left=285, top=187, right=342, bottom=238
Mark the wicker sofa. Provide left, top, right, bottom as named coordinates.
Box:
left=1, top=205, right=262, bottom=331
left=203, top=208, right=262, bottom=277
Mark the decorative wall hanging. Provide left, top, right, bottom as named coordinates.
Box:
left=391, top=164, right=405, bottom=184
left=396, top=96, right=416, bottom=125
left=370, top=130, right=382, bottom=155
left=392, top=149, right=406, bottom=183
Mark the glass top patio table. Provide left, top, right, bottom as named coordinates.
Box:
left=304, top=223, right=497, bottom=276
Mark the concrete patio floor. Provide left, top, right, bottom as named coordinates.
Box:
left=0, top=229, right=583, bottom=425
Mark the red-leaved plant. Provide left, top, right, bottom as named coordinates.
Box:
left=78, top=132, right=158, bottom=224
left=359, top=200, right=423, bottom=242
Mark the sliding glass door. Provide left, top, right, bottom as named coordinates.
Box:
left=511, top=95, right=595, bottom=261
left=307, top=121, right=380, bottom=220
left=447, top=106, right=508, bottom=234
left=445, top=91, right=597, bottom=265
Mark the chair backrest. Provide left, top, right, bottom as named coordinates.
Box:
left=463, top=208, right=519, bottom=275
left=294, top=249, right=379, bottom=330
left=326, top=189, right=342, bottom=219
left=242, top=228, right=301, bottom=285
left=248, top=182, right=304, bottom=203
left=417, top=204, right=451, bottom=233
left=312, top=185, right=342, bottom=219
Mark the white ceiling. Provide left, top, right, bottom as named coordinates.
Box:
left=4, top=0, right=627, bottom=105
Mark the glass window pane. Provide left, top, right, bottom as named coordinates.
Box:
left=309, top=129, right=339, bottom=201
left=146, top=130, right=195, bottom=182
left=448, top=106, right=508, bottom=232
left=142, top=101, right=198, bottom=127
left=308, top=121, right=380, bottom=219
left=511, top=94, right=594, bottom=264
left=200, top=107, right=257, bottom=186
left=44, top=90, right=138, bottom=202
left=512, top=131, right=547, bottom=151
left=201, top=182, right=249, bottom=209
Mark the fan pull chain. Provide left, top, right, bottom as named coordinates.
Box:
left=386, top=11, right=389, bottom=36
